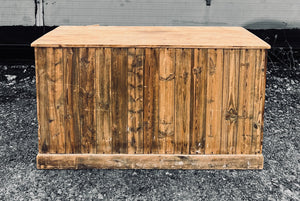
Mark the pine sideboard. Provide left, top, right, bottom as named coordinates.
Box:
left=31, top=26, right=270, bottom=169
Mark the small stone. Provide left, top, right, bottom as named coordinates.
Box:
left=166, top=172, right=172, bottom=176
left=98, top=193, right=104, bottom=199
left=5, top=75, right=17, bottom=81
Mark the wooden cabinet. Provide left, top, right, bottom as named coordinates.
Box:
left=32, top=26, right=270, bottom=169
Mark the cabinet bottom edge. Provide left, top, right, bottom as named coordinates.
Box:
left=36, top=153, right=263, bottom=170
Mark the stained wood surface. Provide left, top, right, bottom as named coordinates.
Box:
left=190, top=49, right=207, bottom=154
left=128, top=48, right=144, bottom=154
left=95, top=48, right=112, bottom=154
left=79, top=48, right=96, bottom=153
left=158, top=48, right=175, bottom=154
left=35, top=47, right=267, bottom=165
left=221, top=49, right=239, bottom=154
left=37, top=154, right=264, bottom=169
left=31, top=26, right=270, bottom=49
left=143, top=48, right=159, bottom=154
left=111, top=48, right=128, bottom=153
left=35, top=48, right=49, bottom=153
left=252, top=50, right=267, bottom=154
left=205, top=49, right=223, bottom=154
left=175, top=49, right=192, bottom=154
left=64, top=48, right=81, bottom=153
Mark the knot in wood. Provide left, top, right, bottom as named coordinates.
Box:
left=225, top=109, right=238, bottom=121
left=159, top=73, right=175, bottom=81
left=193, top=66, right=202, bottom=74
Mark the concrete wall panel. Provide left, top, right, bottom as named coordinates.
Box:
left=43, top=0, right=300, bottom=29
left=0, top=0, right=36, bottom=26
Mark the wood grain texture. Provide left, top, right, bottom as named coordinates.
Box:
left=236, top=49, right=256, bottom=154
left=221, top=49, right=240, bottom=154
left=252, top=50, right=267, bottom=154
left=143, top=48, right=159, bottom=154
left=79, top=48, right=96, bottom=153
left=244, top=50, right=256, bottom=154
left=64, top=48, right=81, bottom=153
left=190, top=49, right=207, bottom=154
left=128, top=48, right=144, bottom=154
left=175, top=49, right=191, bottom=154
left=158, top=48, right=175, bottom=154
left=95, top=48, right=112, bottom=154
left=111, top=48, right=128, bottom=154
left=31, top=26, right=270, bottom=49
left=37, top=154, right=264, bottom=169
left=35, top=48, right=50, bottom=153
left=49, top=48, right=65, bottom=153
left=260, top=50, right=267, bottom=154
left=35, top=44, right=268, bottom=169
left=205, top=49, right=224, bottom=154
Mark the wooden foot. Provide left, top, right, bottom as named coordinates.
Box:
left=37, top=154, right=263, bottom=170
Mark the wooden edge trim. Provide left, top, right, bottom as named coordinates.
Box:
left=31, top=44, right=271, bottom=49
left=37, top=154, right=263, bottom=170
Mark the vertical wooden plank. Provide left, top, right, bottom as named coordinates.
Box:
left=236, top=49, right=246, bottom=154
left=236, top=49, right=256, bottom=154
left=111, top=48, right=128, bottom=154
left=52, top=48, right=65, bottom=153
left=175, top=48, right=191, bottom=154
left=143, top=48, right=159, bottom=154
left=64, top=48, right=81, bottom=153
left=205, top=49, right=223, bottom=154
left=95, top=48, right=112, bottom=154
left=79, top=48, right=96, bottom=154
left=244, top=49, right=256, bottom=154
left=158, top=48, right=175, bottom=154
left=252, top=49, right=266, bottom=154
left=260, top=50, right=267, bottom=153
left=190, top=49, right=207, bottom=154
left=46, top=48, right=56, bottom=154
left=128, top=48, right=144, bottom=154
left=35, top=48, right=50, bottom=153
left=221, top=49, right=239, bottom=154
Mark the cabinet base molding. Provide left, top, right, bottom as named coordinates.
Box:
left=37, top=154, right=263, bottom=170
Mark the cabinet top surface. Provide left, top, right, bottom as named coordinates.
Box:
left=31, top=26, right=270, bottom=49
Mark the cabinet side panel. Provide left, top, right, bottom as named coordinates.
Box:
left=35, top=47, right=49, bottom=153
left=111, top=48, right=128, bottom=154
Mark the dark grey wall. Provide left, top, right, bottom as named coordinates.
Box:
left=1, top=0, right=300, bottom=29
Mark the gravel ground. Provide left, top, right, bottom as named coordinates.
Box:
left=0, top=49, right=299, bottom=200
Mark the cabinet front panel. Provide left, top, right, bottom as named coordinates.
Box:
left=35, top=47, right=266, bottom=155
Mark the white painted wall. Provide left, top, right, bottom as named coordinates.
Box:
left=1, top=0, right=300, bottom=29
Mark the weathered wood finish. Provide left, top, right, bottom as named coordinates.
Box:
left=37, top=154, right=264, bottom=170
left=35, top=45, right=268, bottom=169
left=128, top=48, right=144, bottom=154
left=31, top=26, right=270, bottom=49
left=159, top=48, right=175, bottom=154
